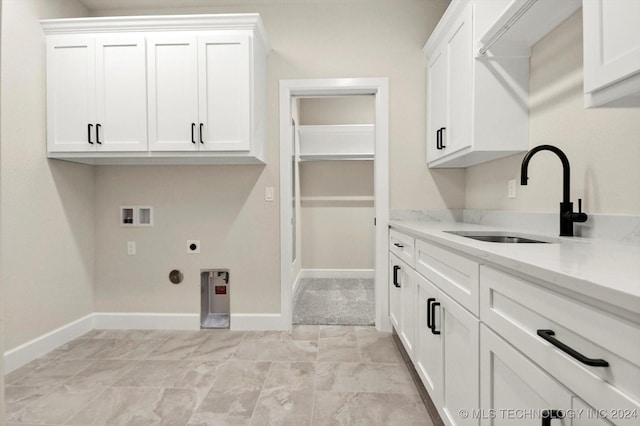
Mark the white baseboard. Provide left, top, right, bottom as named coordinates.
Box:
left=292, top=268, right=303, bottom=297
left=3, top=313, right=94, bottom=374
left=230, top=313, right=287, bottom=330
left=92, top=312, right=200, bottom=330
left=300, top=268, right=375, bottom=279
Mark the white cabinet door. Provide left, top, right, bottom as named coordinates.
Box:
left=416, top=273, right=443, bottom=407
left=439, top=290, right=479, bottom=426
left=444, top=5, right=473, bottom=157
left=147, top=35, right=199, bottom=151
left=427, top=47, right=448, bottom=162
left=400, top=267, right=417, bottom=360
left=46, top=35, right=96, bottom=152
left=47, top=35, right=147, bottom=153
left=95, top=36, right=148, bottom=152
left=480, top=324, right=573, bottom=426
left=389, top=254, right=403, bottom=331
left=583, top=0, right=640, bottom=94
left=198, top=34, right=251, bottom=151
left=426, top=4, right=473, bottom=163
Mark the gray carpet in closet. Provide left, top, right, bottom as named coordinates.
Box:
left=292, top=278, right=375, bottom=325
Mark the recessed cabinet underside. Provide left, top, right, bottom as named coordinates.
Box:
left=42, top=14, right=269, bottom=165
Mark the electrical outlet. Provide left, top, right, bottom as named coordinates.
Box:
left=508, top=179, right=517, bottom=199
left=187, top=240, right=200, bottom=254
left=127, top=241, right=136, bottom=255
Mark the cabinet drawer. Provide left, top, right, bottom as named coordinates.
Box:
left=481, top=266, right=640, bottom=422
left=415, top=239, right=479, bottom=316
left=389, top=229, right=415, bottom=267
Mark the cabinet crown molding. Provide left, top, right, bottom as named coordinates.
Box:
left=41, top=13, right=270, bottom=50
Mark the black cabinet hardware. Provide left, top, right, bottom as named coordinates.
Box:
left=427, top=298, right=436, bottom=329
left=87, top=124, right=94, bottom=144
left=393, top=243, right=404, bottom=248
left=393, top=265, right=401, bottom=288
left=436, top=129, right=441, bottom=150
left=541, top=409, right=564, bottom=426
left=96, top=123, right=102, bottom=144
left=430, top=301, right=441, bottom=335
left=199, top=123, right=204, bottom=144
left=537, top=329, right=609, bottom=367
left=439, top=127, right=446, bottom=148
left=191, top=123, right=196, bottom=144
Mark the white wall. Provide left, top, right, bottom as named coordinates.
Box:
left=91, top=0, right=455, bottom=316
left=0, top=0, right=4, bottom=418
left=0, top=0, right=93, bottom=352
left=465, top=11, right=640, bottom=215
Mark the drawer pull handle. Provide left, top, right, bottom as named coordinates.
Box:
left=430, top=300, right=441, bottom=335
left=427, top=298, right=436, bottom=329
left=393, top=243, right=404, bottom=248
left=537, top=329, right=609, bottom=367
left=87, top=124, right=94, bottom=144
left=541, top=409, right=564, bottom=426
left=393, top=265, right=401, bottom=288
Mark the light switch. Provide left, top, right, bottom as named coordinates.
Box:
left=127, top=241, right=136, bottom=256
left=265, top=186, right=274, bottom=202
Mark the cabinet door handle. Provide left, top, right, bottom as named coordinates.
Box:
left=439, top=127, right=446, bottom=148
left=427, top=297, right=436, bottom=329
left=436, top=128, right=442, bottom=150
left=96, top=123, right=102, bottom=144
left=541, top=409, right=564, bottom=426
left=393, top=242, right=404, bottom=248
left=199, top=123, right=204, bottom=144
left=393, top=265, right=401, bottom=288
left=430, top=301, right=441, bottom=335
left=191, top=123, right=196, bottom=144
left=87, top=124, right=94, bottom=144
left=537, top=329, right=609, bottom=367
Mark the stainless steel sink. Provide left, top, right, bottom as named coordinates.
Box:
left=444, top=231, right=553, bottom=244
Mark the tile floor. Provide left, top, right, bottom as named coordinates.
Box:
left=4, top=326, right=434, bottom=425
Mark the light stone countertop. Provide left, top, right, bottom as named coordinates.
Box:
left=389, top=220, right=640, bottom=316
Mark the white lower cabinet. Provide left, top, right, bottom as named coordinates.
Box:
left=415, top=272, right=479, bottom=426
left=481, top=324, right=611, bottom=426
left=390, top=253, right=417, bottom=360
left=390, top=228, right=639, bottom=426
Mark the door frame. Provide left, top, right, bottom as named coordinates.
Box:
left=278, top=78, right=390, bottom=331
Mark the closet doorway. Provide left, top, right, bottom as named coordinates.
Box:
left=292, top=95, right=375, bottom=325
left=279, top=78, right=390, bottom=332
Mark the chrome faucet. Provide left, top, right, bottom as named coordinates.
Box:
left=520, top=145, right=587, bottom=237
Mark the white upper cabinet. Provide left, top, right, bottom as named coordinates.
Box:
left=47, top=35, right=147, bottom=153
left=583, top=0, right=640, bottom=108
left=42, top=14, right=269, bottom=164
left=424, top=0, right=530, bottom=168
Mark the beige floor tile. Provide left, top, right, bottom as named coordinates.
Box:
left=234, top=340, right=318, bottom=362
left=312, top=392, right=432, bottom=426
left=289, top=325, right=320, bottom=341
left=9, top=359, right=95, bottom=387
left=47, top=338, right=118, bottom=360
left=186, top=332, right=245, bottom=361
left=92, top=338, right=165, bottom=359
left=355, top=327, right=404, bottom=364
left=319, top=325, right=357, bottom=341
left=315, top=362, right=418, bottom=394
left=7, top=385, right=106, bottom=425
left=65, top=386, right=199, bottom=425
left=317, top=338, right=361, bottom=363
left=263, top=362, right=315, bottom=392
left=113, top=359, right=221, bottom=389
left=64, top=359, right=137, bottom=388
left=147, top=333, right=209, bottom=360
left=250, top=389, right=314, bottom=426
left=4, top=386, right=53, bottom=418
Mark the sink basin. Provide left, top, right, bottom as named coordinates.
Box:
left=444, top=231, right=553, bottom=244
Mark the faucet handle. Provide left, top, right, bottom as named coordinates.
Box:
left=578, top=198, right=582, bottom=213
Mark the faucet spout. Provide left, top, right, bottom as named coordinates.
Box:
left=520, top=144, right=571, bottom=203
left=520, top=144, right=586, bottom=237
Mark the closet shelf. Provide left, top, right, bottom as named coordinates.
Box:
left=298, top=124, right=374, bottom=161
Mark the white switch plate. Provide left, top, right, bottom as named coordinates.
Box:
left=187, top=240, right=200, bottom=254
left=508, top=179, right=517, bottom=199
left=265, top=186, right=274, bottom=202
left=127, top=241, right=136, bottom=255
